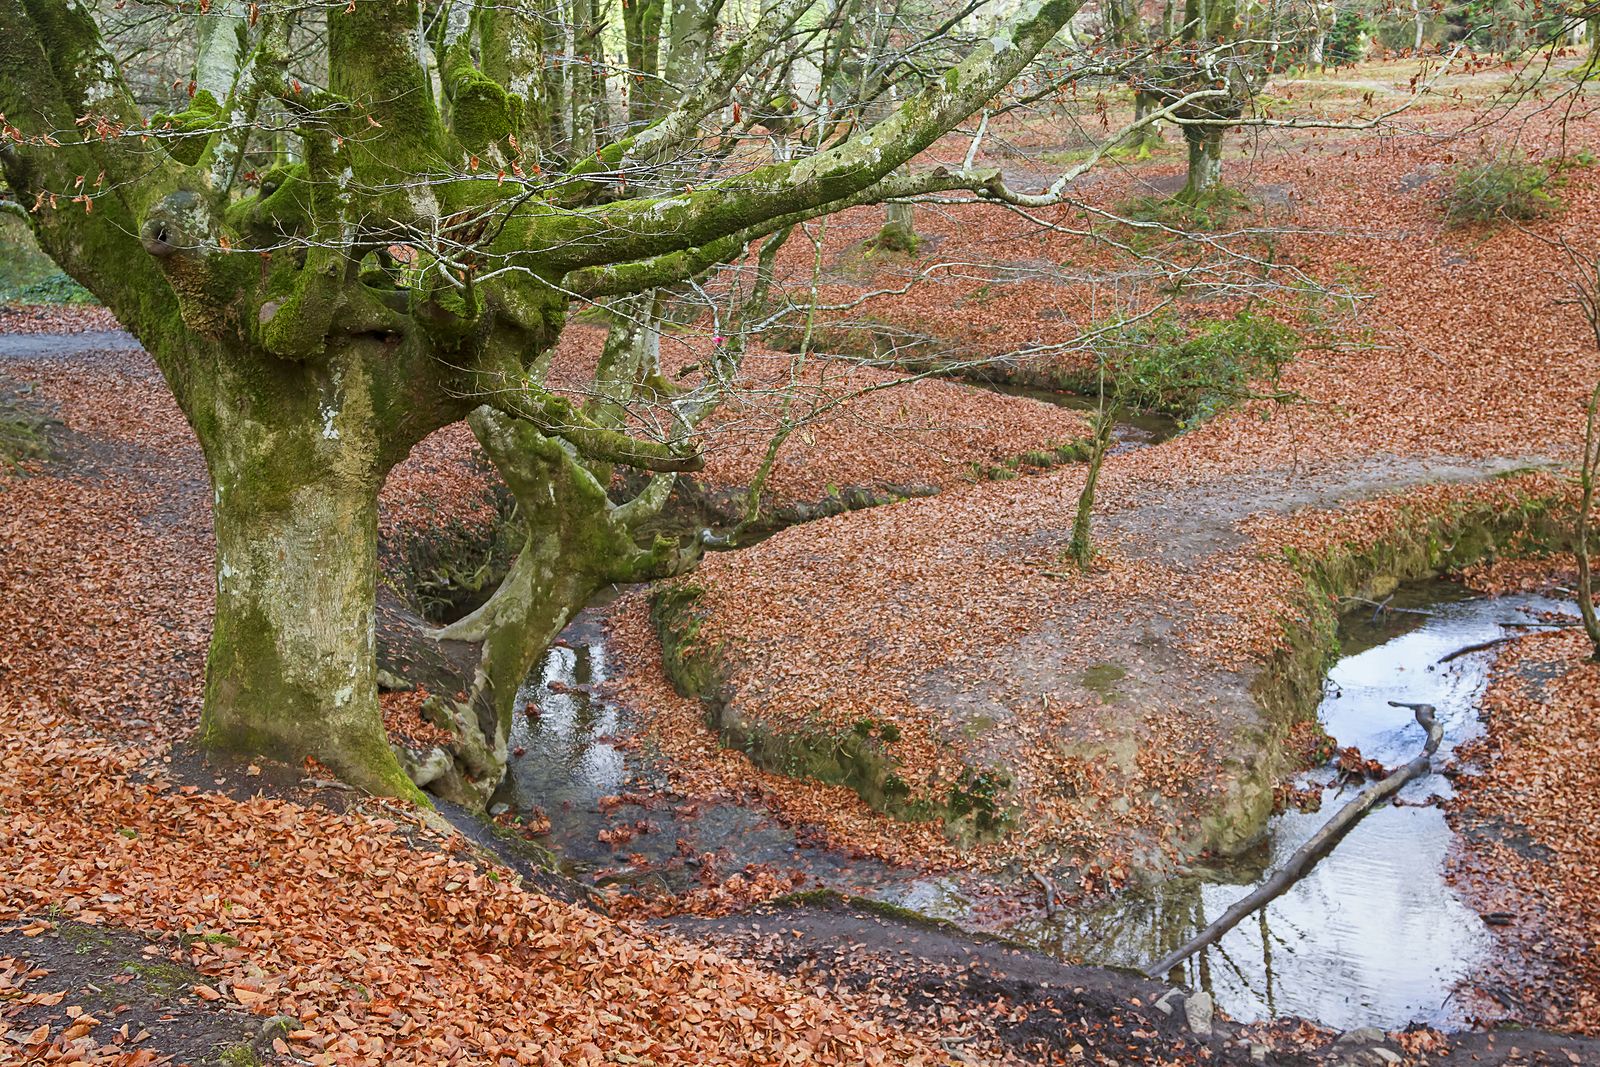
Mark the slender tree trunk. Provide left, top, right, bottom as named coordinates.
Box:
left=1182, top=127, right=1223, bottom=199
left=623, top=0, right=666, bottom=127
left=1068, top=408, right=1115, bottom=568
left=1411, top=0, right=1425, bottom=51
left=1576, top=380, right=1600, bottom=660
left=569, top=0, right=598, bottom=159
left=1307, top=0, right=1332, bottom=68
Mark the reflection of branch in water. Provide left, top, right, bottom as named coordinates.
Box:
left=1260, top=907, right=1276, bottom=1021
left=1207, top=935, right=1262, bottom=1005
left=1436, top=635, right=1520, bottom=664
left=1144, top=703, right=1445, bottom=981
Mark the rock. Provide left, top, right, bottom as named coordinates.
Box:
left=376, top=668, right=414, bottom=692
left=1153, top=989, right=1183, bottom=1016
left=1183, top=990, right=1214, bottom=1038
left=1336, top=1027, right=1388, bottom=1046
left=489, top=803, right=510, bottom=817
left=1340, top=1051, right=1401, bottom=1067
left=1248, top=1044, right=1268, bottom=1064
left=395, top=745, right=452, bottom=789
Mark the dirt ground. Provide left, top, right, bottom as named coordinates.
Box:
left=662, top=893, right=1600, bottom=1066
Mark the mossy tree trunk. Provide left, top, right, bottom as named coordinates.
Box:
left=1124, top=90, right=1166, bottom=155
left=1182, top=126, right=1224, bottom=200
left=199, top=369, right=416, bottom=796
left=1067, top=405, right=1115, bottom=569
left=424, top=409, right=699, bottom=803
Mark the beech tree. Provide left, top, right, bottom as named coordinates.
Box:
left=0, top=0, right=1140, bottom=805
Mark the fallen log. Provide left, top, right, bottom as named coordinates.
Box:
left=1141, top=701, right=1443, bottom=980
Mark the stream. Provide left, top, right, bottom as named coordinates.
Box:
left=500, top=578, right=1569, bottom=1033
left=995, top=580, right=1576, bottom=1030
left=497, top=604, right=924, bottom=898
left=971, top=380, right=1181, bottom=452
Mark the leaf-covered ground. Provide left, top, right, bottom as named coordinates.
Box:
left=6, top=58, right=1600, bottom=1065
left=599, top=90, right=1600, bottom=1025
left=1444, top=554, right=1600, bottom=1034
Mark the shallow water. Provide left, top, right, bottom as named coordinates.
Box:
left=994, top=582, right=1576, bottom=1030
left=500, top=604, right=918, bottom=895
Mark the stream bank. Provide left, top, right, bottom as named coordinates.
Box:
left=985, top=581, right=1577, bottom=1031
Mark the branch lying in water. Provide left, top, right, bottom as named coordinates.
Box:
left=1437, top=636, right=1521, bottom=664
left=1141, top=701, right=1443, bottom=981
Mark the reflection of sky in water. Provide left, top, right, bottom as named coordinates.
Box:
left=914, top=589, right=1575, bottom=1031
left=509, top=638, right=625, bottom=798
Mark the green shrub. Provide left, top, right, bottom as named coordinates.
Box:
left=1442, top=155, right=1557, bottom=223
left=1118, top=185, right=1249, bottom=233
left=1102, top=311, right=1299, bottom=427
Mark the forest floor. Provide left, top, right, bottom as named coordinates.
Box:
left=2, top=317, right=1538, bottom=1067
left=5, top=53, right=1600, bottom=1067
left=586, top=62, right=1600, bottom=1037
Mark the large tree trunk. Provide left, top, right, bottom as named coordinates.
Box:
left=193, top=349, right=422, bottom=801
